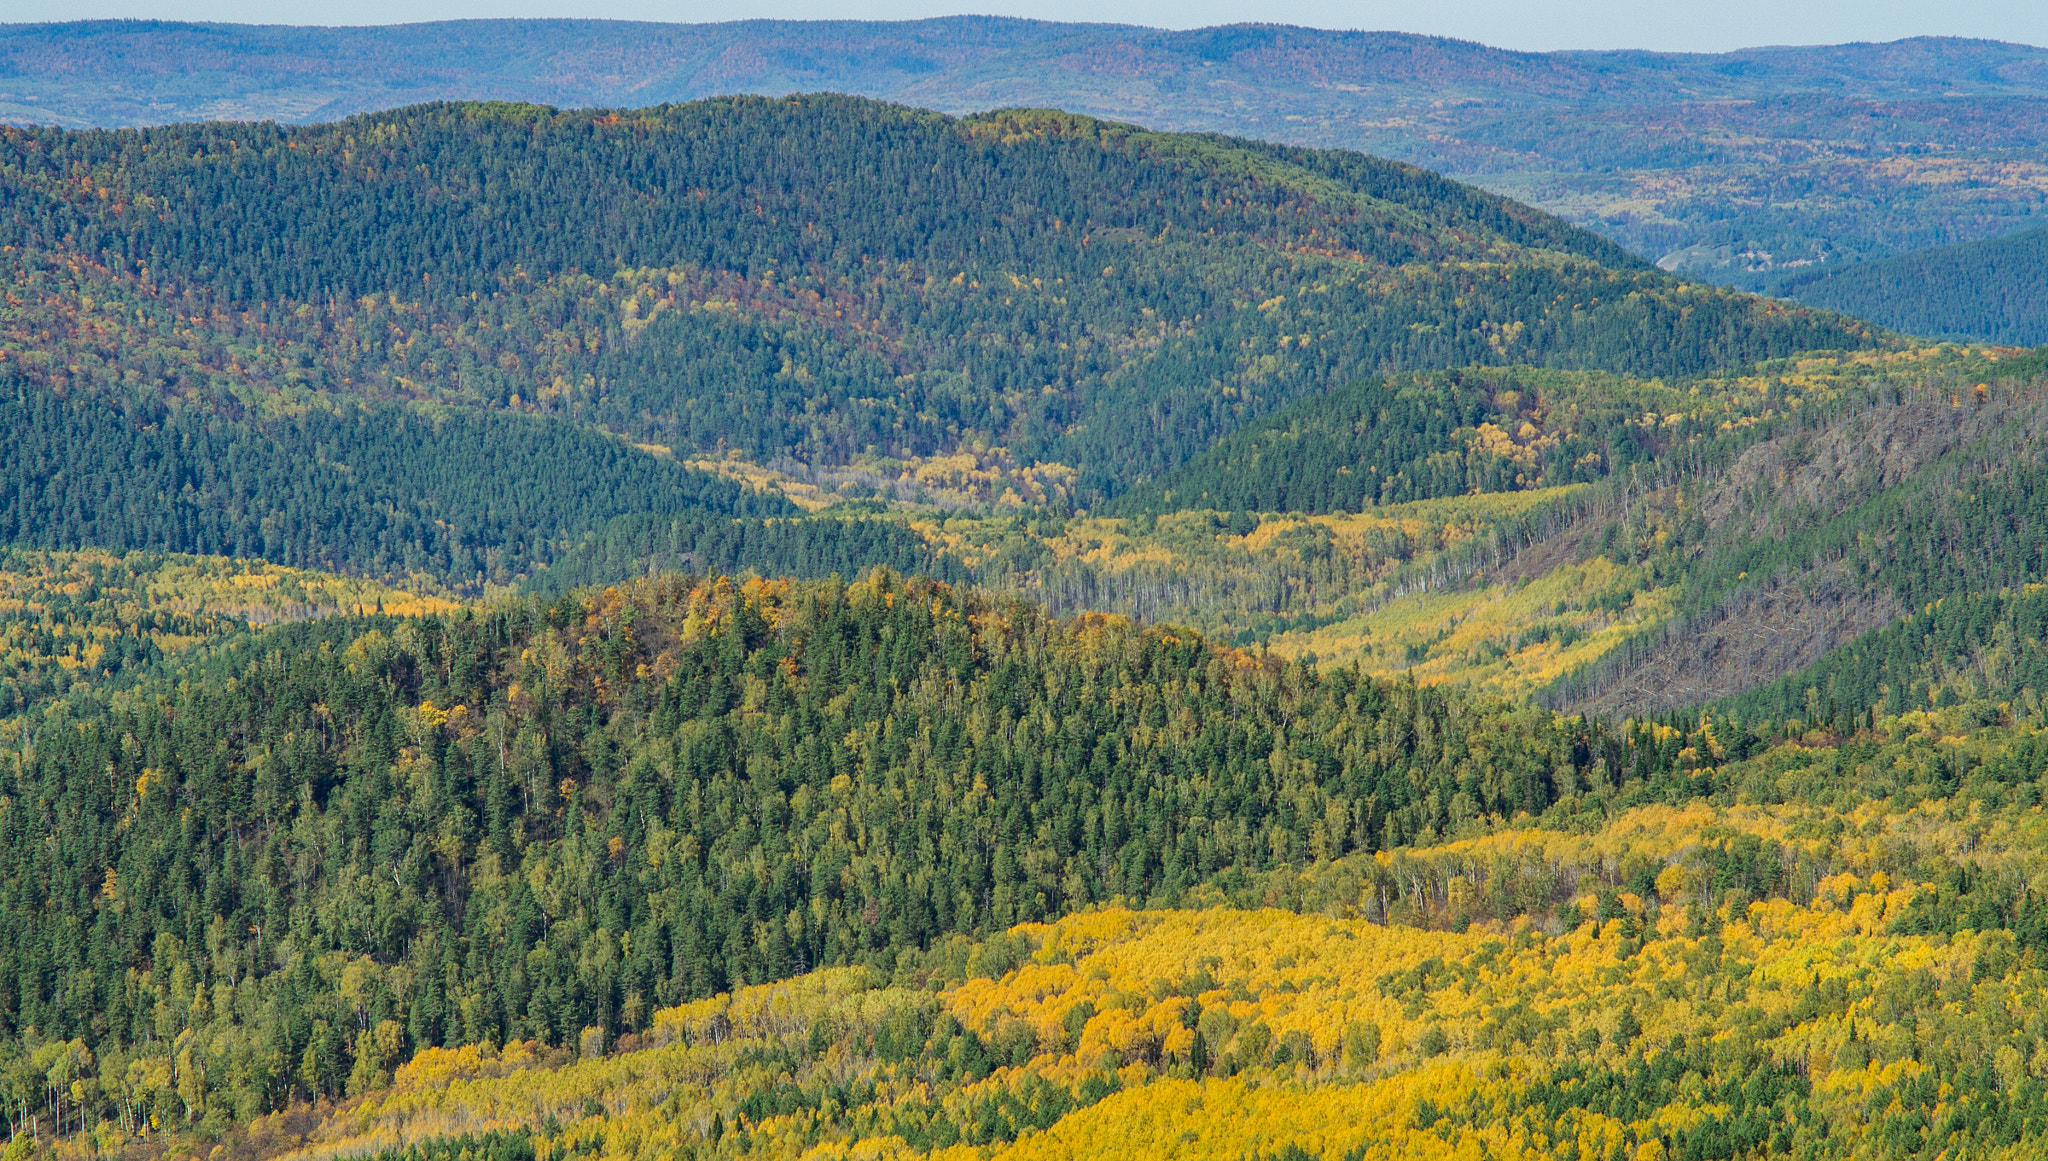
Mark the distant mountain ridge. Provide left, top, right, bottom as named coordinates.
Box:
left=5, top=19, right=2047, bottom=129
left=5, top=18, right=2047, bottom=285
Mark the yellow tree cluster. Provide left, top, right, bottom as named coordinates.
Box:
left=282, top=790, right=2048, bottom=1161
left=0, top=548, right=458, bottom=736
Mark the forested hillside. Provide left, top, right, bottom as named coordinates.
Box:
left=0, top=387, right=791, bottom=589
left=11, top=77, right=2048, bottom=1161
left=0, top=567, right=1679, bottom=1138
left=1, top=95, right=1872, bottom=529
left=11, top=21, right=2048, bottom=291
left=3, top=571, right=1583, bottom=1072
left=21, top=562, right=2048, bottom=1158
left=1029, top=347, right=2048, bottom=713
left=426, top=347, right=2048, bottom=719
left=304, top=838, right=2048, bottom=1161
left=1111, top=364, right=1751, bottom=515
left=16, top=385, right=2048, bottom=1159
left=1778, top=224, right=2048, bottom=344
left=1531, top=359, right=2048, bottom=715
left=0, top=547, right=457, bottom=729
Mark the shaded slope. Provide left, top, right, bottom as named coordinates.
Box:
left=1111, top=366, right=1704, bottom=516
left=1777, top=224, right=2048, bottom=343
left=0, top=382, right=792, bottom=588
left=1542, top=372, right=2048, bottom=715
left=1724, top=581, right=2048, bottom=727
left=1091, top=348, right=2048, bottom=715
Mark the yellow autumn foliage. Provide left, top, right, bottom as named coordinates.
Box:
left=286, top=787, right=2048, bottom=1161
left=0, top=547, right=462, bottom=735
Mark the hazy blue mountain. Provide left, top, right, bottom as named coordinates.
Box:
left=5, top=20, right=2047, bottom=130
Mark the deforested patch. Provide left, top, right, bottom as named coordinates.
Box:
left=1555, top=564, right=1906, bottom=717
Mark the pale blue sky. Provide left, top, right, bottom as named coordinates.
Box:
left=4, top=0, right=2043, bottom=53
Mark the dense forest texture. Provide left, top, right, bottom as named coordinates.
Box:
left=1778, top=224, right=2048, bottom=344
left=0, top=568, right=1846, bottom=1139
left=307, top=858, right=2048, bottom=1161
left=0, top=547, right=456, bottom=728
left=1534, top=370, right=2048, bottom=715
left=23, top=350, right=2032, bottom=733
left=486, top=350, right=2048, bottom=716
left=10, top=21, right=2048, bottom=287
left=1112, top=365, right=1731, bottom=516
left=12, top=364, right=2048, bottom=1156
left=0, top=96, right=1873, bottom=510
left=872, top=349, right=2039, bottom=714
left=35, top=651, right=2048, bottom=1158
left=11, top=76, right=2048, bottom=1161
left=0, top=381, right=790, bottom=588
left=1727, top=581, right=2048, bottom=724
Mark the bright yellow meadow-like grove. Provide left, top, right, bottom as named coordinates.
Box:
left=284, top=796, right=2048, bottom=1161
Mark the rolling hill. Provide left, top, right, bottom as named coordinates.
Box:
left=16, top=565, right=2048, bottom=1160
left=7, top=20, right=2048, bottom=282
left=292, top=862, right=2048, bottom=1161
left=1777, top=224, right=2048, bottom=344
left=0, top=94, right=1871, bottom=592
left=9, top=21, right=2048, bottom=131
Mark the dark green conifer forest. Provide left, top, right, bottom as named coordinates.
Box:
left=0, top=386, right=791, bottom=586
left=1779, top=224, right=2048, bottom=345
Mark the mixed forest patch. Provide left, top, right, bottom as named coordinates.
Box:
left=0, top=96, right=1874, bottom=534
left=12, top=562, right=2048, bottom=1161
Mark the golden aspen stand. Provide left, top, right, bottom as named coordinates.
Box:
left=294, top=792, right=2048, bottom=1161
